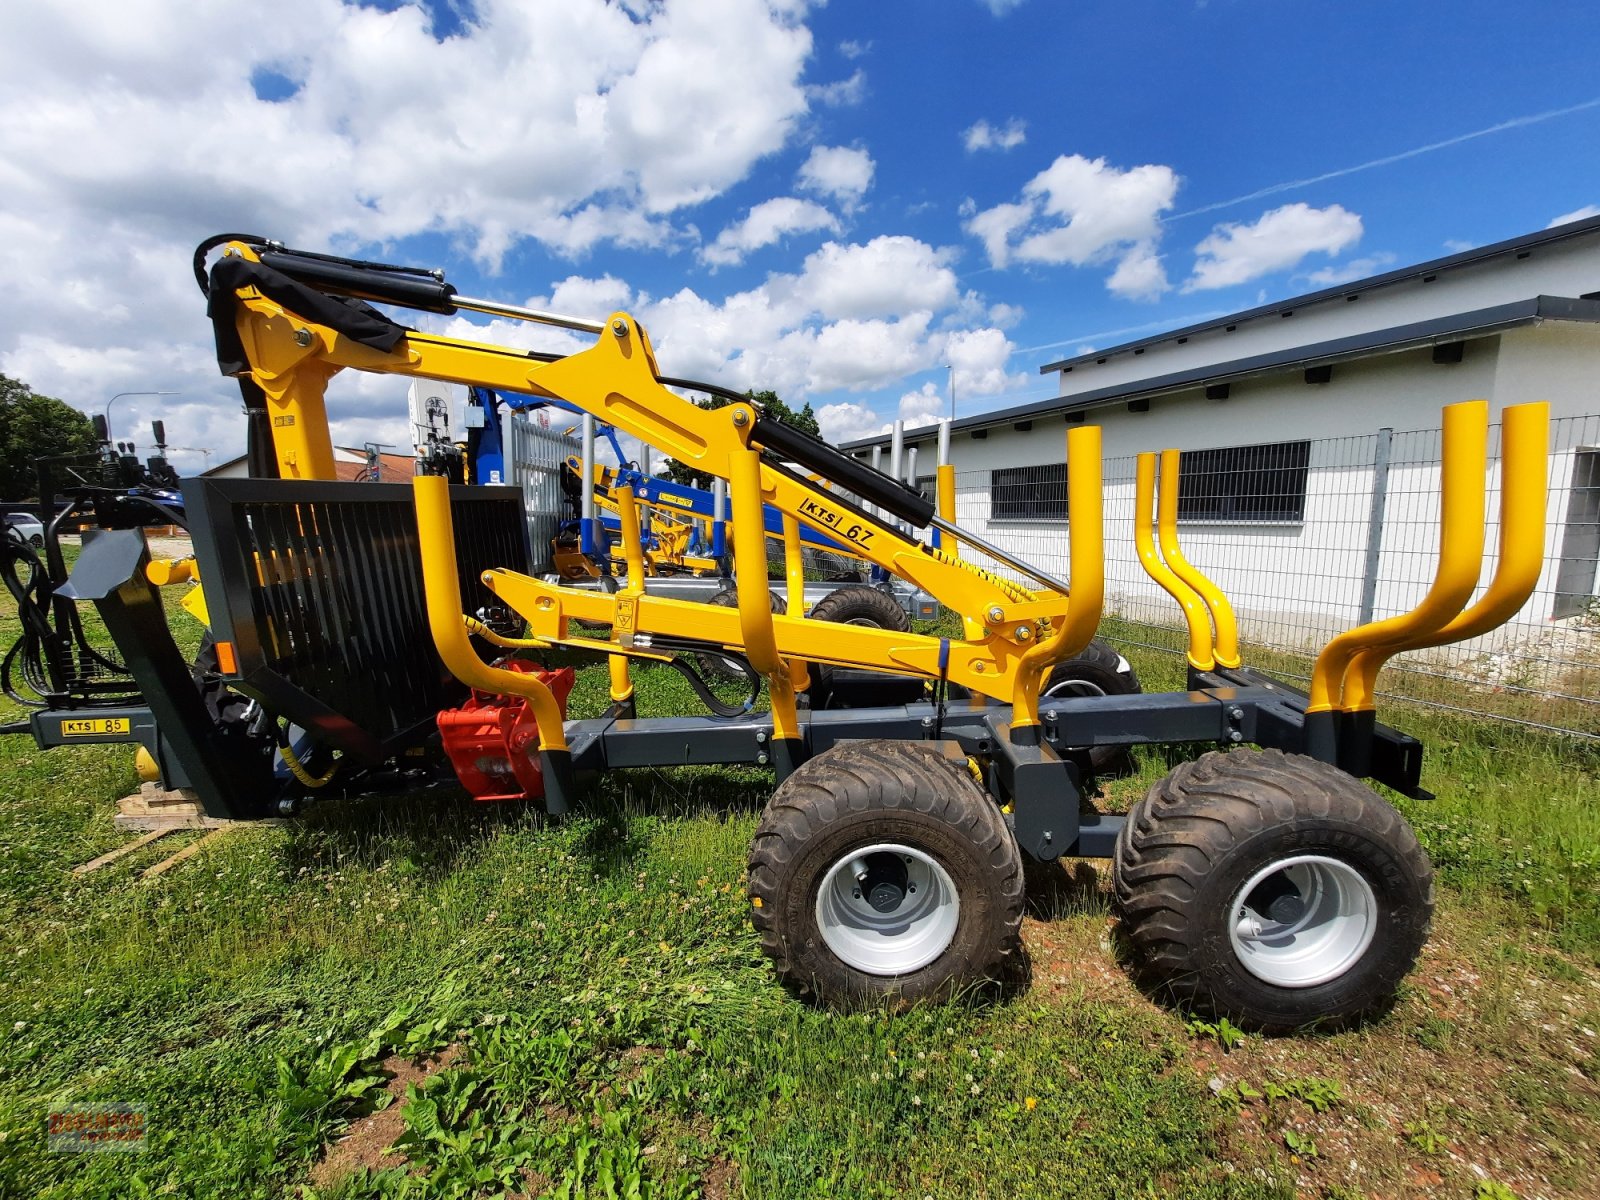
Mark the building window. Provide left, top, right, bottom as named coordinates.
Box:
left=1178, top=440, right=1310, bottom=523
left=990, top=463, right=1068, bottom=520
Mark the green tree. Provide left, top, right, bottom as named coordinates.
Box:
left=0, top=374, right=98, bottom=502
left=661, top=389, right=819, bottom=489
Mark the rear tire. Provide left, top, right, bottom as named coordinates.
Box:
left=804, top=585, right=914, bottom=703
left=695, top=586, right=786, bottom=681
left=806, top=584, right=911, bottom=632
left=1114, top=748, right=1433, bottom=1032
left=749, top=740, right=1023, bottom=1008
left=1043, top=638, right=1140, bottom=775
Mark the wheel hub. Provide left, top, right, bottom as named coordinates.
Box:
left=816, top=842, right=960, bottom=975
left=859, top=852, right=909, bottom=912
left=1227, top=855, right=1378, bottom=989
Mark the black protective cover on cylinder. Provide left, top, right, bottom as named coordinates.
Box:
left=752, top=415, right=936, bottom=528
left=207, top=255, right=409, bottom=376
left=259, top=251, right=458, bottom=314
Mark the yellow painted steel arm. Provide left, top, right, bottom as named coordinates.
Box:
left=1340, top=400, right=1549, bottom=712
left=780, top=513, right=812, bottom=692
left=1157, top=448, right=1241, bottom=669
left=413, top=475, right=569, bottom=752
left=730, top=446, right=801, bottom=738
left=1134, top=452, right=1214, bottom=670
left=607, top=484, right=647, bottom=703
left=485, top=570, right=1033, bottom=702
left=221, top=274, right=1052, bottom=628
left=1011, top=425, right=1104, bottom=730
left=1307, top=399, right=1490, bottom=714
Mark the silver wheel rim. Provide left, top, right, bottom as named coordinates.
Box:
left=815, top=842, right=960, bottom=975
left=1044, top=676, right=1107, bottom=699
left=1228, top=855, right=1378, bottom=988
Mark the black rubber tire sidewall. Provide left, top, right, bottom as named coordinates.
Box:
left=806, top=584, right=911, bottom=632
left=749, top=742, right=1022, bottom=1008
left=1183, top=822, right=1429, bottom=1030
left=696, top=586, right=785, bottom=680
left=1042, top=637, right=1138, bottom=698
left=1115, top=749, right=1433, bottom=1032
left=1046, top=638, right=1140, bottom=775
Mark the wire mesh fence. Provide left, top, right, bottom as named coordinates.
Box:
left=938, top=412, right=1600, bottom=739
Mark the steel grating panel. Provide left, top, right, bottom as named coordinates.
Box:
left=184, top=478, right=531, bottom=762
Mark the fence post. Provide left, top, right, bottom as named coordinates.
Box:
left=1357, top=427, right=1394, bottom=625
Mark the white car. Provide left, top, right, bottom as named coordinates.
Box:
left=3, top=512, right=45, bottom=548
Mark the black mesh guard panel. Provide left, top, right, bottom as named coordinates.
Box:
left=183, top=478, right=531, bottom=762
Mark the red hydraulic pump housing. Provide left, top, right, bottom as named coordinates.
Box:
left=436, top=661, right=576, bottom=801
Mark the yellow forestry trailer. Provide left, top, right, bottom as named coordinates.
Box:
left=2, top=234, right=1552, bottom=1030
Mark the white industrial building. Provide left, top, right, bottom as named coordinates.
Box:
left=844, top=216, right=1600, bottom=720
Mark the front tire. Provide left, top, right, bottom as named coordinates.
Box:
left=1113, top=748, right=1433, bottom=1032
left=748, top=740, right=1023, bottom=1008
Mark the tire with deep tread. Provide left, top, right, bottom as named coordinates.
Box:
left=806, top=584, right=912, bottom=632
left=748, top=740, right=1023, bottom=1008
left=803, top=585, right=914, bottom=703
left=1043, top=638, right=1141, bottom=775
left=1042, top=637, right=1139, bottom=698
left=1113, top=747, right=1434, bottom=1032
left=695, top=586, right=786, bottom=681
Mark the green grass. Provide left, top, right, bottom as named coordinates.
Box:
left=0, top=590, right=1597, bottom=1197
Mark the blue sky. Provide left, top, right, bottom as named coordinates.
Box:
left=1, top=0, right=1597, bottom=464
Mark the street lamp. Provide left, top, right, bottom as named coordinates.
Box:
left=104, top=390, right=178, bottom=443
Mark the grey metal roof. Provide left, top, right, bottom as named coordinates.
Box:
left=839, top=295, right=1600, bottom=451
left=1038, top=212, right=1600, bottom=374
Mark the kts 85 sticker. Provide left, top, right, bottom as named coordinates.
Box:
left=61, top=717, right=130, bottom=737
left=797, top=497, right=874, bottom=547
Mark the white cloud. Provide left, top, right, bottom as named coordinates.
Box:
left=0, top=0, right=828, bottom=460
left=965, top=201, right=1035, bottom=270
left=1548, top=204, right=1600, bottom=228
left=792, top=236, right=958, bottom=320
left=702, top=197, right=840, bottom=266
left=816, top=400, right=887, bottom=443
left=980, top=0, right=1026, bottom=13
left=547, top=275, right=634, bottom=319
left=964, top=154, right=1179, bottom=297
left=838, top=39, right=870, bottom=59
left=1442, top=238, right=1477, bottom=253
left=1105, top=242, right=1170, bottom=301
left=797, top=144, right=875, bottom=203
left=805, top=69, right=865, bottom=107
left=897, top=382, right=946, bottom=430
left=943, top=327, right=1026, bottom=396
left=987, top=302, right=1025, bottom=329
left=800, top=312, right=937, bottom=392
left=962, top=118, right=1026, bottom=153
left=1299, top=251, right=1396, bottom=288
left=1185, top=202, right=1363, bottom=292
left=1016, top=157, right=1180, bottom=265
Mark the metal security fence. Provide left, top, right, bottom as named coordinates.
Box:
left=939, top=412, right=1600, bottom=739
left=507, top=413, right=578, bottom=572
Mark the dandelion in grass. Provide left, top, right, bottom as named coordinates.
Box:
left=1025, top=1096, right=1038, bottom=1111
